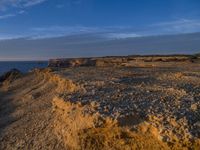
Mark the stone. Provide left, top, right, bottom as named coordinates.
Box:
left=191, top=103, right=198, bottom=111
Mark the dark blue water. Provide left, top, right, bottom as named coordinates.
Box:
left=0, top=61, right=48, bottom=75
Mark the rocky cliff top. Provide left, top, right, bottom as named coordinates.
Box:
left=48, top=55, right=200, bottom=68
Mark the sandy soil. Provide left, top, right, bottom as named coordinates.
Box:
left=0, top=70, right=66, bottom=149
left=0, top=61, right=200, bottom=150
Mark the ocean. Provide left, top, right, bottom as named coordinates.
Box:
left=0, top=61, right=48, bottom=75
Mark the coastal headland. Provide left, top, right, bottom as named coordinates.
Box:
left=0, top=55, right=200, bottom=149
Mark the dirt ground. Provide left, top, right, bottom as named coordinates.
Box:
left=0, top=71, right=66, bottom=149
left=0, top=61, right=200, bottom=150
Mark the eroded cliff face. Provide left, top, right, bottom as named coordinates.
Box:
left=48, top=55, right=199, bottom=68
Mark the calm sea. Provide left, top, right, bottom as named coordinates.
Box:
left=0, top=61, right=48, bottom=75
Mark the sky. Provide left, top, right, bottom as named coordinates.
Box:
left=0, top=0, right=200, bottom=60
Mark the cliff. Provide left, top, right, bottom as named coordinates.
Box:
left=1, top=59, right=200, bottom=149
left=48, top=55, right=199, bottom=68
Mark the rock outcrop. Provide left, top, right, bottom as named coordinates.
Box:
left=0, top=69, right=22, bottom=83
left=48, top=55, right=199, bottom=68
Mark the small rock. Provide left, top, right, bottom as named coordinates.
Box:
left=191, top=104, right=198, bottom=111
left=194, top=121, right=200, bottom=128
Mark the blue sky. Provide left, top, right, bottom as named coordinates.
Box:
left=0, top=0, right=200, bottom=39
left=0, top=0, right=200, bottom=60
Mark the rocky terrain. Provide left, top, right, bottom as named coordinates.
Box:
left=48, top=55, right=199, bottom=67
left=0, top=56, right=200, bottom=149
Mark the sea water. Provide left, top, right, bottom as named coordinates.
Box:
left=0, top=61, right=48, bottom=75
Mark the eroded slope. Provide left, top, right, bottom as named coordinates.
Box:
left=0, top=69, right=78, bottom=149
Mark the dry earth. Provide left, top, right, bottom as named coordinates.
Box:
left=0, top=59, right=200, bottom=150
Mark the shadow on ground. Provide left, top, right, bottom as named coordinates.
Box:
left=0, top=91, right=16, bottom=140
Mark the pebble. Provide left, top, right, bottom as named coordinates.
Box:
left=190, top=103, right=198, bottom=111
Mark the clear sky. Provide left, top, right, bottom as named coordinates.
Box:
left=0, top=0, right=200, bottom=60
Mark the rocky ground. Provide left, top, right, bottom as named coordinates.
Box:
left=0, top=59, right=200, bottom=149
left=55, top=62, right=200, bottom=149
